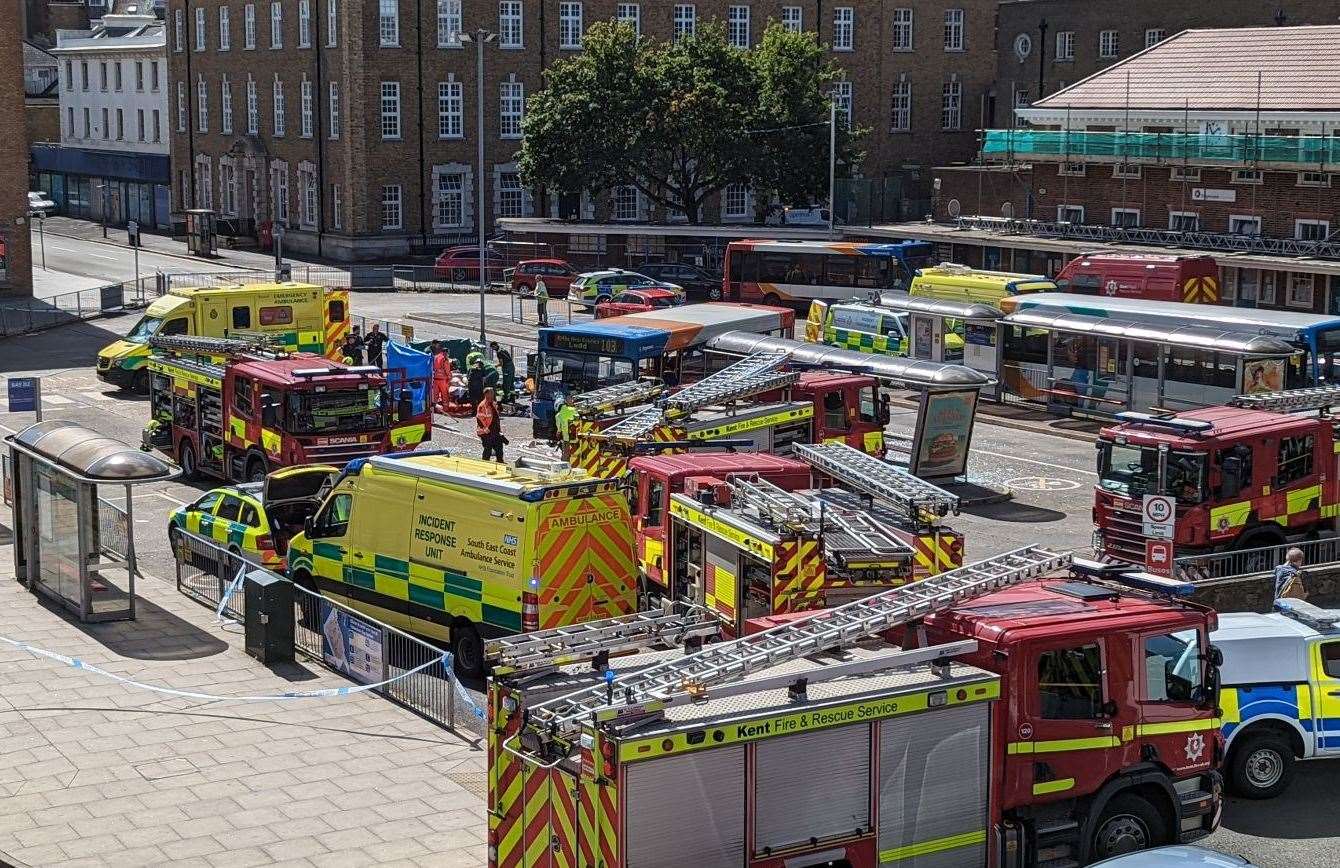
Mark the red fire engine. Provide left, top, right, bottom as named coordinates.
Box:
left=144, top=334, right=430, bottom=482
left=485, top=549, right=1222, bottom=867
left=1093, top=386, right=1340, bottom=566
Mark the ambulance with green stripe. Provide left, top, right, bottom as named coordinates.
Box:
left=806, top=300, right=965, bottom=359
left=286, top=452, right=636, bottom=675
left=98, top=282, right=350, bottom=393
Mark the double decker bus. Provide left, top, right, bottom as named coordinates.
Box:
left=722, top=239, right=933, bottom=308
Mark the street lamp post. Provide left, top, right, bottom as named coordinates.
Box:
left=460, top=28, right=497, bottom=346
left=828, top=98, right=837, bottom=238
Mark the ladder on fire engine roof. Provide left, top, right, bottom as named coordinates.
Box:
left=567, top=378, right=667, bottom=418
left=1229, top=383, right=1340, bottom=414
left=149, top=333, right=285, bottom=359
left=525, top=545, right=1070, bottom=739
left=795, top=442, right=961, bottom=519
left=484, top=606, right=722, bottom=678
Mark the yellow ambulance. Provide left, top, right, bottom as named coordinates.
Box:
left=909, top=263, right=1056, bottom=307
left=97, top=282, right=350, bottom=392
left=285, top=451, right=636, bottom=675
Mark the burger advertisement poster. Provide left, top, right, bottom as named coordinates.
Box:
left=911, top=389, right=979, bottom=479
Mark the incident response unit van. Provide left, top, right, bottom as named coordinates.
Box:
left=285, top=451, right=636, bottom=675
left=97, top=282, right=350, bottom=392
left=910, top=263, right=1057, bottom=307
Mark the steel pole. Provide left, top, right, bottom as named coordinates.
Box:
left=828, top=99, right=837, bottom=238
left=476, top=32, right=487, bottom=345
left=38, top=216, right=46, bottom=270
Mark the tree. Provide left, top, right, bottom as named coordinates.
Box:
left=520, top=22, right=859, bottom=224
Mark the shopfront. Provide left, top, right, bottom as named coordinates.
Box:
left=30, top=144, right=171, bottom=230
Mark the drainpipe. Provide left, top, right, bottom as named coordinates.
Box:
left=314, top=0, right=326, bottom=258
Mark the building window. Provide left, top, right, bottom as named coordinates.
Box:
left=150, top=60, right=159, bottom=91
left=498, top=172, right=525, bottom=218
left=1145, top=29, right=1165, bottom=48
left=381, top=81, right=401, bottom=139
left=174, top=8, right=184, bottom=52
left=299, top=0, right=311, bottom=46
left=1055, top=31, right=1074, bottom=61
left=379, top=0, right=399, bottom=46
left=219, top=7, right=231, bottom=49
left=833, top=81, right=852, bottom=130
left=1232, top=169, right=1263, bottom=184
left=833, top=8, right=853, bottom=50
left=499, top=1, right=523, bottom=48
left=194, top=6, right=206, bottom=50
left=244, top=4, right=256, bottom=49
left=300, top=77, right=313, bottom=137
left=1058, top=162, right=1086, bottom=177
left=1297, top=220, right=1330, bottom=241
left=176, top=81, right=186, bottom=132
left=137, top=108, right=145, bottom=141
left=273, top=76, right=286, bottom=136
left=329, top=81, right=340, bottom=138
left=272, top=163, right=289, bottom=224
left=116, top=107, right=124, bottom=140
left=439, top=80, right=463, bottom=137
left=616, top=3, right=640, bottom=36
left=1169, top=211, right=1199, bottom=232
left=1057, top=205, right=1084, bottom=223
left=82, top=106, right=91, bottom=138
left=153, top=109, right=161, bottom=142
left=1287, top=273, right=1316, bottom=309
left=247, top=76, right=259, bottom=134
left=436, top=172, right=465, bottom=227
left=943, top=9, right=964, bottom=51
left=197, top=77, right=208, bottom=132
left=101, top=106, right=108, bottom=139
left=299, top=167, right=317, bottom=228
left=673, top=4, right=695, bottom=40
left=80, top=60, right=89, bottom=90
left=1111, top=208, right=1141, bottom=227
left=438, top=0, right=462, bottom=47
left=99, top=61, right=107, bottom=91
left=781, top=6, right=802, bottom=33
left=197, top=158, right=213, bottom=210
left=1113, top=163, right=1141, bottom=179
left=890, top=80, right=911, bottom=132
left=727, top=6, right=750, bottom=48
left=65, top=60, right=72, bottom=90
left=332, top=184, right=343, bottom=229
left=892, top=8, right=913, bottom=51
left=382, top=185, right=403, bottom=230
left=612, top=185, right=639, bottom=221
left=559, top=2, right=582, bottom=48
left=941, top=80, right=961, bottom=130
left=221, top=160, right=237, bottom=216
left=271, top=2, right=283, bottom=48
left=1013, top=86, right=1030, bottom=108
left=1229, top=215, right=1261, bottom=236
left=66, top=106, right=73, bottom=137
left=500, top=78, right=524, bottom=139
left=221, top=75, right=232, bottom=134
left=1099, top=30, right=1118, bottom=58
left=1170, top=166, right=1200, bottom=182
left=1298, top=172, right=1331, bottom=188
left=723, top=184, right=750, bottom=219
left=114, top=61, right=123, bottom=91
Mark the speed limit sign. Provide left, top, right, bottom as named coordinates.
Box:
left=1142, top=494, right=1175, bottom=539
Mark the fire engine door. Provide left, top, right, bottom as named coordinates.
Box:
left=1010, top=639, right=1120, bottom=804
left=1134, top=627, right=1216, bottom=774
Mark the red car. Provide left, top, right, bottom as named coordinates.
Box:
left=433, top=245, right=506, bottom=282
left=508, top=259, right=578, bottom=298
left=594, top=288, right=685, bottom=319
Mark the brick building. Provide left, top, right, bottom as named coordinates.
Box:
left=2, top=5, right=36, bottom=296
left=167, top=0, right=999, bottom=260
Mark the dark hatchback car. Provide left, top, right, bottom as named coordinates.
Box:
left=635, top=262, right=724, bottom=300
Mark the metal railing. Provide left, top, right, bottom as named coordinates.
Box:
left=96, top=497, right=129, bottom=560
left=982, top=128, right=1340, bottom=167
left=158, top=264, right=513, bottom=295
left=172, top=529, right=484, bottom=737
left=0, top=277, right=160, bottom=337
left=1174, top=536, right=1340, bottom=583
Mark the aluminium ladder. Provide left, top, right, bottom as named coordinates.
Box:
left=597, top=406, right=669, bottom=442
left=526, top=545, right=1069, bottom=739
left=567, top=378, right=667, bottom=418
left=1229, top=383, right=1340, bottom=414
left=796, top=442, right=961, bottom=518
left=660, top=351, right=797, bottom=418
left=149, top=333, right=282, bottom=359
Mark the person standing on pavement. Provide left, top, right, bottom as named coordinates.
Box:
left=467, top=356, right=486, bottom=409
left=430, top=340, right=452, bottom=412
left=364, top=324, right=386, bottom=368
left=489, top=341, right=515, bottom=402
left=340, top=331, right=364, bottom=365
left=1273, top=548, right=1308, bottom=600
left=476, top=388, right=506, bottom=462
left=535, top=280, right=549, bottom=327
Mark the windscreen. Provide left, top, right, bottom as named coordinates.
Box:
left=1098, top=441, right=1206, bottom=503
left=286, top=387, right=388, bottom=434
left=126, top=316, right=163, bottom=342
left=539, top=351, right=636, bottom=394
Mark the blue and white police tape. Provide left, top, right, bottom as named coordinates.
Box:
left=0, top=634, right=452, bottom=702
left=214, top=565, right=248, bottom=624
left=440, top=651, right=486, bottom=721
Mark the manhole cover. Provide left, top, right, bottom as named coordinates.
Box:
left=1003, top=476, right=1080, bottom=492
left=447, top=771, right=487, bottom=800
left=134, top=757, right=199, bottom=781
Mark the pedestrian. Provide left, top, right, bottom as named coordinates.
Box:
left=554, top=396, right=578, bottom=445
left=467, top=356, right=486, bottom=408
left=489, top=341, right=515, bottom=402
left=1273, top=547, right=1308, bottom=600
left=535, top=280, right=549, bottom=327
left=431, top=339, right=452, bottom=412
left=340, top=331, right=364, bottom=366
left=365, top=323, right=386, bottom=368
left=476, top=388, right=505, bottom=463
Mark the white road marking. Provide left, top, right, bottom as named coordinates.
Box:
left=79, top=391, right=113, bottom=402
left=85, top=252, right=118, bottom=261
left=154, top=491, right=188, bottom=506
left=40, top=395, right=73, bottom=405
left=970, top=446, right=1099, bottom=478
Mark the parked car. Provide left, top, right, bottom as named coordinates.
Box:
left=1089, top=845, right=1257, bottom=867
left=569, top=269, right=684, bottom=304
left=594, top=288, right=685, bottom=318
left=508, top=258, right=579, bottom=298
left=764, top=205, right=840, bottom=227
left=634, top=262, right=724, bottom=300
left=433, top=245, right=506, bottom=282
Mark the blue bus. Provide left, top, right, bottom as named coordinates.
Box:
left=723, top=239, right=934, bottom=308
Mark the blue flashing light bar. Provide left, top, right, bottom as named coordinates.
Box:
left=1274, top=598, right=1340, bottom=632
left=1114, top=412, right=1213, bottom=435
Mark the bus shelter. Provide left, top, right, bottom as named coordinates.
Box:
left=6, top=421, right=177, bottom=622
left=875, top=292, right=1004, bottom=393
left=998, top=309, right=1298, bottom=417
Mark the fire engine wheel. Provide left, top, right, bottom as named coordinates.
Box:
left=178, top=441, right=200, bottom=481
left=450, top=620, right=485, bottom=679
left=1229, top=732, right=1294, bottom=798
left=245, top=455, right=267, bottom=483
left=131, top=369, right=150, bottom=395
left=1090, top=794, right=1168, bottom=861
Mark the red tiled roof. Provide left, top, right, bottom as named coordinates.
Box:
left=1033, top=26, right=1340, bottom=112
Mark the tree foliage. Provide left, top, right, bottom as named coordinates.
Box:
left=519, top=21, right=861, bottom=223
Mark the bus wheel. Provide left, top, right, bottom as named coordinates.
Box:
left=450, top=620, right=485, bottom=679
left=246, top=455, right=267, bottom=483
left=1090, top=794, right=1167, bottom=861
left=179, top=441, right=199, bottom=481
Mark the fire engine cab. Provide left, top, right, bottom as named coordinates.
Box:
left=143, top=334, right=429, bottom=483
left=485, top=549, right=1223, bottom=868
left=1093, top=385, right=1340, bottom=565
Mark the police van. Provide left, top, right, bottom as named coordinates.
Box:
left=1213, top=599, right=1340, bottom=798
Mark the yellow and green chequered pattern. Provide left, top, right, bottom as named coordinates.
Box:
left=823, top=325, right=908, bottom=357
left=169, top=493, right=278, bottom=566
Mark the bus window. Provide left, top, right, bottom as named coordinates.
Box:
left=797, top=254, right=825, bottom=284
left=761, top=254, right=792, bottom=283
left=855, top=257, right=887, bottom=288
left=1163, top=348, right=1235, bottom=389
left=824, top=257, right=855, bottom=287
left=730, top=252, right=760, bottom=282
left=1132, top=343, right=1159, bottom=380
